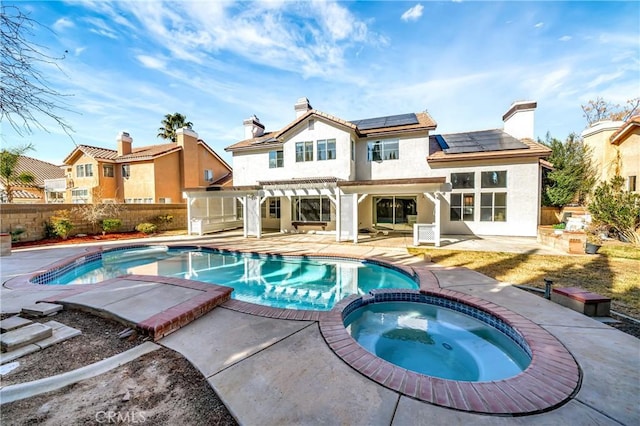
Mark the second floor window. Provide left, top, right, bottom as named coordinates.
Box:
left=122, top=164, right=130, bottom=179
left=317, top=139, right=336, bottom=161
left=76, top=164, right=93, bottom=177
left=295, top=141, right=313, bottom=162
left=269, top=150, right=284, bottom=168
left=367, top=140, right=399, bottom=161
left=103, top=164, right=114, bottom=178
left=204, top=169, right=214, bottom=181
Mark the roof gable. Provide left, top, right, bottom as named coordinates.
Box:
left=610, top=115, right=640, bottom=146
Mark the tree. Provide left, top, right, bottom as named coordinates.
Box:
left=0, top=5, right=73, bottom=136
left=157, top=113, right=193, bottom=143
left=588, top=176, right=640, bottom=246
left=581, top=97, right=640, bottom=126
left=541, top=133, right=597, bottom=207
left=0, top=144, right=35, bottom=203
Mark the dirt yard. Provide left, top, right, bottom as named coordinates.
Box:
left=0, top=310, right=237, bottom=425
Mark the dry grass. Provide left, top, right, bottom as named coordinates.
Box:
left=408, top=241, right=640, bottom=319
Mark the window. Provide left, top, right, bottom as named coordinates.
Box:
left=204, top=169, right=214, bottom=181
left=481, top=171, right=507, bottom=188
left=451, top=172, right=475, bottom=189
left=71, top=188, right=89, bottom=204
left=308, top=119, right=314, bottom=130
left=103, top=164, right=114, bottom=178
left=269, top=150, right=284, bottom=168
left=47, top=192, right=65, bottom=203
left=124, top=198, right=133, bottom=204
left=261, top=198, right=281, bottom=219
left=144, top=198, right=153, bottom=203
left=351, top=139, right=355, bottom=161
left=450, top=193, right=475, bottom=221
left=317, top=139, right=336, bottom=161
left=629, top=176, right=637, bottom=192
left=159, top=198, right=172, bottom=204
left=76, top=164, right=93, bottom=178
left=295, top=141, right=313, bottom=162
left=122, top=164, right=130, bottom=179
left=292, top=196, right=332, bottom=222
left=367, top=140, right=399, bottom=161
left=481, top=192, right=507, bottom=221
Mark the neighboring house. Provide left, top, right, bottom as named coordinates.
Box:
left=0, top=156, right=65, bottom=204
left=582, top=116, right=639, bottom=192
left=61, top=128, right=232, bottom=204
left=185, top=98, right=551, bottom=242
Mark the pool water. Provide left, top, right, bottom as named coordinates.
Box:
left=47, top=247, right=417, bottom=311
left=344, top=301, right=531, bottom=381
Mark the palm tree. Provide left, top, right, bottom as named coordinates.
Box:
left=157, top=113, right=193, bottom=143
left=0, top=144, right=35, bottom=203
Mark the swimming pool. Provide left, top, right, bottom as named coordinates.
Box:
left=344, top=300, right=531, bottom=381
left=36, top=246, right=418, bottom=311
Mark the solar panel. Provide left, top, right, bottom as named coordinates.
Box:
left=438, top=130, right=528, bottom=154
left=352, top=113, right=419, bottom=130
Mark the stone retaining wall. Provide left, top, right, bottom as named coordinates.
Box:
left=0, top=204, right=187, bottom=242
left=537, top=226, right=586, bottom=254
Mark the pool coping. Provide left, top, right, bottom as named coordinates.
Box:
left=3, top=243, right=582, bottom=415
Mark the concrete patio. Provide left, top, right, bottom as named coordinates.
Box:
left=1, top=231, right=638, bottom=425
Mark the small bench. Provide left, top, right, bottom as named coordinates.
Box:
left=551, top=287, right=611, bottom=317
left=291, top=221, right=327, bottom=231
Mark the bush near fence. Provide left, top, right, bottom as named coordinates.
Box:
left=0, top=204, right=187, bottom=242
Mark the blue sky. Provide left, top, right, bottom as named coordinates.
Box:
left=3, top=0, right=639, bottom=165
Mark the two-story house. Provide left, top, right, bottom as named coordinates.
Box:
left=582, top=116, right=639, bottom=192
left=185, top=98, right=551, bottom=243
left=62, top=128, right=232, bottom=204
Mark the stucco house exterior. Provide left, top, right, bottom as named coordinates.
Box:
left=582, top=116, right=639, bottom=192
left=185, top=98, right=551, bottom=243
left=0, top=156, right=65, bottom=204
left=57, top=128, right=232, bottom=204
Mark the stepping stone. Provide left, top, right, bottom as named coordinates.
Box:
left=35, top=321, right=82, bottom=350
left=1, top=323, right=53, bottom=353
left=0, top=316, right=32, bottom=333
left=0, top=344, right=39, bottom=364
left=21, top=303, right=63, bottom=317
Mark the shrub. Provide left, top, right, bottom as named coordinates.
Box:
left=50, top=210, right=74, bottom=239
left=135, top=222, right=157, bottom=234
left=588, top=176, right=640, bottom=246
left=154, top=214, right=174, bottom=231
left=102, top=218, right=122, bottom=234
left=10, top=227, right=25, bottom=242
left=552, top=223, right=566, bottom=230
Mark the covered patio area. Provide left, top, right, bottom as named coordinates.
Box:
left=183, top=177, right=451, bottom=246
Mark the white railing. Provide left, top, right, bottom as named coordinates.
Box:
left=190, top=215, right=242, bottom=235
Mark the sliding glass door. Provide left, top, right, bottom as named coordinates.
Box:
left=373, top=196, right=417, bottom=231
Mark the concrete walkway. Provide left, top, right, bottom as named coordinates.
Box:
left=1, top=232, right=638, bottom=425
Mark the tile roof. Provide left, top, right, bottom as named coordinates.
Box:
left=225, top=110, right=437, bottom=152
left=118, top=143, right=181, bottom=161
left=610, top=115, right=640, bottom=145
left=78, top=145, right=119, bottom=160
left=0, top=156, right=65, bottom=188
left=0, top=189, right=40, bottom=200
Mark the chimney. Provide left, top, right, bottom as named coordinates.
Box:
left=243, top=115, right=265, bottom=139
left=294, top=97, right=312, bottom=118
left=117, top=131, right=132, bottom=156
left=502, top=101, right=537, bottom=140
left=176, top=127, right=200, bottom=188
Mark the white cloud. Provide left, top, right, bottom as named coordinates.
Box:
left=84, top=17, right=119, bottom=39
left=401, top=4, right=424, bottom=22
left=53, top=17, right=74, bottom=32
left=136, top=55, right=167, bottom=70
left=74, top=47, right=86, bottom=56
left=534, top=22, right=544, bottom=28
left=559, top=35, right=572, bottom=42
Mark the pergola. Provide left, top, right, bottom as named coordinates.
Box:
left=183, top=177, right=450, bottom=246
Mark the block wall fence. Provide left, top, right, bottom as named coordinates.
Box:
left=0, top=204, right=187, bottom=242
